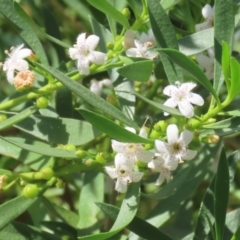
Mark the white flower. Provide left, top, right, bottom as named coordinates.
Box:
left=69, top=33, right=107, bottom=75
left=148, top=156, right=172, bottom=185
left=196, top=47, right=214, bottom=80
left=139, top=29, right=156, bottom=47
left=195, top=4, right=214, bottom=32
left=105, top=156, right=144, bottom=193
left=155, top=124, right=197, bottom=169
left=126, top=40, right=157, bottom=59
left=123, top=30, right=136, bottom=49
left=89, top=78, right=112, bottom=96
left=3, top=44, right=32, bottom=84
left=163, top=82, right=204, bottom=118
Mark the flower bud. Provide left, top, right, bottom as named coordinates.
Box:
left=64, top=144, right=76, bottom=151
left=149, top=129, right=161, bottom=139
left=106, top=42, right=114, bottom=50
left=144, top=143, right=154, bottom=150
left=13, top=70, right=35, bottom=91
left=56, top=179, right=65, bottom=189
left=0, top=114, right=7, bottom=123
left=155, top=120, right=167, bottom=133
left=36, top=96, right=49, bottom=109
left=75, top=150, right=87, bottom=159
left=23, top=184, right=39, bottom=199
left=41, top=167, right=54, bottom=180
left=122, top=8, right=131, bottom=19
left=136, top=160, right=148, bottom=168
left=96, top=153, right=106, bottom=164
left=201, top=134, right=220, bottom=144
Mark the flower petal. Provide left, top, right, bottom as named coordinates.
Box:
left=86, top=35, right=99, bottom=51
left=69, top=47, right=79, bottom=60
left=167, top=124, right=179, bottom=143
left=114, top=153, right=135, bottom=169
left=17, top=48, right=32, bottom=59
left=178, top=100, right=194, bottom=118
left=155, top=140, right=168, bottom=155
left=179, top=129, right=193, bottom=146
left=164, top=155, right=179, bottom=170
left=6, top=70, right=14, bottom=84
left=129, top=171, right=144, bottom=182
left=15, top=59, right=29, bottom=71
left=111, top=140, right=127, bottom=153
left=188, top=93, right=204, bottom=106
left=115, top=177, right=128, bottom=193
left=163, top=98, right=178, bottom=108
left=182, top=149, right=197, bottom=160
left=180, top=82, right=196, bottom=93
left=77, top=58, right=90, bottom=75
left=88, top=51, right=107, bottom=65
left=163, top=85, right=178, bottom=97
left=135, top=149, right=154, bottom=163
left=90, top=80, right=103, bottom=95
left=126, top=48, right=140, bottom=57
left=105, top=166, right=118, bottom=179
left=76, top=33, right=86, bottom=46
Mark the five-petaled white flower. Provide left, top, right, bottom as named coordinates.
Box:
left=3, top=44, right=32, bottom=84
left=105, top=155, right=144, bottom=193
left=148, top=155, right=172, bottom=186
left=196, top=47, right=214, bottom=80
left=90, top=78, right=112, bottom=96
left=69, top=33, right=107, bottom=75
left=139, top=29, right=156, bottom=47
left=155, top=124, right=197, bottom=169
left=163, top=82, right=204, bottom=118
left=195, top=4, right=214, bottom=32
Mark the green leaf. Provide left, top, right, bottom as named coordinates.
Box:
left=132, top=91, right=182, bottom=116
left=0, top=0, right=48, bottom=64
left=148, top=0, right=183, bottom=83
left=202, top=117, right=240, bottom=129
left=117, top=60, right=154, bottom=82
left=213, top=0, right=234, bottom=94
left=0, top=222, right=61, bottom=240
left=0, top=137, right=78, bottom=159
left=14, top=2, right=70, bottom=48
left=87, top=0, right=130, bottom=29
left=96, top=202, right=173, bottom=240
left=12, top=114, right=98, bottom=145
left=222, top=41, right=231, bottom=83
left=0, top=106, right=37, bottom=131
left=41, top=197, right=79, bottom=229
left=78, top=182, right=140, bottom=239
left=178, top=28, right=214, bottom=56
left=0, top=195, right=37, bottom=230
left=77, top=171, right=104, bottom=232
left=0, top=137, right=54, bottom=170
left=229, top=57, right=240, bottom=100
left=36, top=63, right=138, bottom=129
left=79, top=109, right=152, bottom=143
left=160, top=48, right=220, bottom=103
left=214, top=148, right=229, bottom=240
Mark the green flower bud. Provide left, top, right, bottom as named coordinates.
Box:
left=149, top=130, right=161, bottom=139
left=36, top=96, right=49, bottom=109
left=0, top=114, right=7, bottom=123
left=75, top=150, right=87, bottom=159
left=41, top=167, right=54, bottom=180
left=56, top=179, right=65, bottom=189
left=23, top=184, right=39, bottom=199
left=144, top=143, right=154, bottom=150
left=122, top=8, right=131, bottom=19
left=64, top=144, right=76, bottom=151
left=136, top=160, right=148, bottom=168
left=106, top=42, right=114, bottom=50
left=155, top=120, right=167, bottom=133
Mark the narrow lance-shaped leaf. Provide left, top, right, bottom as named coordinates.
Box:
left=35, top=63, right=138, bottom=129
left=160, top=48, right=220, bottom=104
left=229, top=57, right=240, bottom=100
left=0, top=106, right=37, bottom=131
left=0, top=0, right=48, bottom=64
left=214, top=148, right=229, bottom=240
left=148, top=0, right=183, bottom=83
left=87, top=0, right=130, bottom=29
left=213, top=0, right=234, bottom=93
left=78, top=182, right=140, bottom=240
left=79, top=109, right=152, bottom=143
left=221, top=41, right=231, bottom=84
left=0, top=195, right=37, bottom=230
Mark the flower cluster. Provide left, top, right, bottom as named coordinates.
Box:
left=105, top=124, right=197, bottom=193
left=123, top=29, right=158, bottom=59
